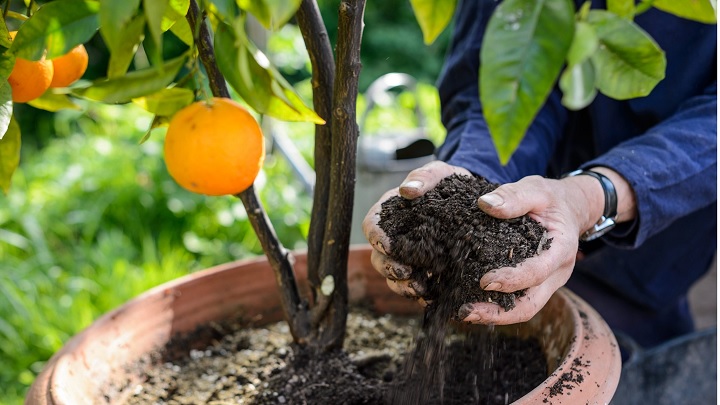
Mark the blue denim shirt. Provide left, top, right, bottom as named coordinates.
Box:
left=435, top=0, right=717, bottom=320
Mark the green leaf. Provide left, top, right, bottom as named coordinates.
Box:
left=652, top=0, right=716, bottom=24
left=0, top=53, right=15, bottom=81
left=26, top=91, right=82, bottom=112
left=161, top=0, right=190, bottom=31
left=23, top=0, right=40, bottom=13
left=210, top=0, right=237, bottom=19
left=132, top=87, right=194, bottom=116
left=215, top=21, right=324, bottom=124
left=561, top=21, right=598, bottom=110
left=237, top=0, right=302, bottom=31
left=169, top=18, right=193, bottom=45
left=410, top=0, right=457, bottom=44
left=10, top=0, right=100, bottom=60
left=73, top=54, right=187, bottom=103
left=567, top=21, right=598, bottom=66
left=577, top=1, right=592, bottom=19
left=0, top=116, right=20, bottom=194
left=588, top=10, right=666, bottom=99
left=107, top=14, right=146, bottom=78
left=0, top=82, right=12, bottom=138
left=99, top=0, right=145, bottom=77
left=138, top=115, right=169, bottom=144
left=0, top=19, right=12, bottom=49
left=142, top=27, right=163, bottom=68
left=480, top=0, right=575, bottom=164
left=607, top=0, right=635, bottom=18
left=144, top=0, right=167, bottom=46
left=99, top=0, right=141, bottom=53
left=560, top=59, right=597, bottom=110
left=143, top=0, right=167, bottom=67
left=0, top=55, right=14, bottom=131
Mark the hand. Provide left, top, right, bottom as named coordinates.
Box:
left=362, top=161, right=472, bottom=301
left=459, top=174, right=607, bottom=325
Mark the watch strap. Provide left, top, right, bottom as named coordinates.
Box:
left=562, top=169, right=618, bottom=241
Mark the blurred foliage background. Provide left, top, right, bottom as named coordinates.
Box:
left=0, top=1, right=450, bottom=403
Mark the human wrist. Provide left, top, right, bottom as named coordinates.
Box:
left=566, top=169, right=620, bottom=241
left=586, top=166, right=636, bottom=223
left=560, top=173, right=607, bottom=236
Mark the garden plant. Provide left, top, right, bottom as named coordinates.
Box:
left=0, top=0, right=714, bottom=402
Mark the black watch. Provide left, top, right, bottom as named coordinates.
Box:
left=562, top=169, right=618, bottom=242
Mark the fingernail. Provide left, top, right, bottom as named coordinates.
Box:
left=479, top=193, right=504, bottom=208
left=390, top=265, right=411, bottom=280
left=401, top=180, right=423, bottom=190
left=483, top=282, right=502, bottom=291
left=376, top=241, right=387, bottom=255
left=458, top=303, right=476, bottom=321
left=409, top=280, right=426, bottom=296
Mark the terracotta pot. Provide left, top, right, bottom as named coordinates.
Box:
left=26, top=245, right=620, bottom=405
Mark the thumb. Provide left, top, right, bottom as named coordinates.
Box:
left=477, top=175, right=551, bottom=219
left=399, top=161, right=471, bottom=200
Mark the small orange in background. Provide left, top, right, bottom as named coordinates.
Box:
left=49, top=44, right=88, bottom=88
left=164, top=97, right=266, bottom=196
left=7, top=31, right=53, bottom=103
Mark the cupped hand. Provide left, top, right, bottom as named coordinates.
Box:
left=459, top=174, right=604, bottom=325
left=362, top=161, right=472, bottom=300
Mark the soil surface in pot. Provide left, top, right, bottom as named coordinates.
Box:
left=116, top=309, right=547, bottom=405
left=113, top=174, right=553, bottom=404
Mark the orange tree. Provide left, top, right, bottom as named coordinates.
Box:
left=0, top=0, right=714, bottom=353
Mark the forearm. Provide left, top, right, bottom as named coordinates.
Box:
left=582, top=84, right=717, bottom=247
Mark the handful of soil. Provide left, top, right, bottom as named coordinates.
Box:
left=378, top=174, right=551, bottom=318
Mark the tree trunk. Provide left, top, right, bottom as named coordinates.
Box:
left=313, top=0, right=366, bottom=350
left=296, top=0, right=335, bottom=309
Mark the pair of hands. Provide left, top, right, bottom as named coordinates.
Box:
left=362, top=161, right=593, bottom=325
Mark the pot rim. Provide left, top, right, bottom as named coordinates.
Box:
left=515, top=288, right=621, bottom=404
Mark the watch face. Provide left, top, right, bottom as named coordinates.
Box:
left=581, top=229, right=606, bottom=242
left=580, top=218, right=616, bottom=242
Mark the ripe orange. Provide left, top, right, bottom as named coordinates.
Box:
left=49, top=44, right=88, bottom=88
left=7, top=31, right=53, bottom=103
left=164, top=97, right=265, bottom=196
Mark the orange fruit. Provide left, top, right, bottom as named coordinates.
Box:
left=7, top=31, right=53, bottom=103
left=164, top=97, right=265, bottom=196
left=49, top=44, right=88, bottom=88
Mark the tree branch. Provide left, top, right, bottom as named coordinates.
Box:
left=316, top=0, right=366, bottom=350
left=186, top=0, right=310, bottom=343
left=296, top=0, right=335, bottom=298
